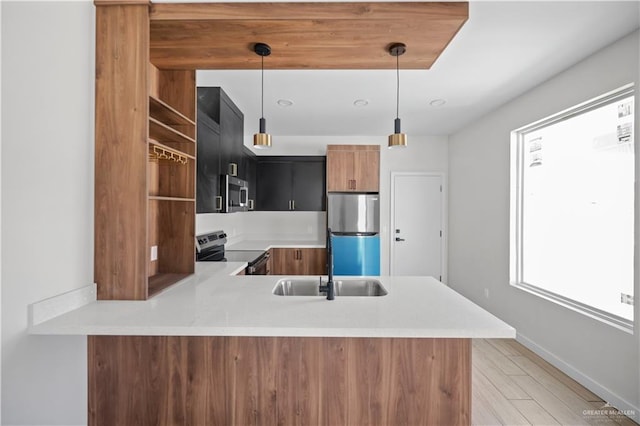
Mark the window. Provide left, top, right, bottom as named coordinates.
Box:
left=510, top=85, right=635, bottom=331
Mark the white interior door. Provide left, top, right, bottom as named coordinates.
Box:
left=391, top=173, right=443, bottom=279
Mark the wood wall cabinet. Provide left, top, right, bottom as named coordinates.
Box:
left=271, top=248, right=327, bottom=275
left=95, top=3, right=195, bottom=300
left=326, top=145, right=380, bottom=192
left=256, top=157, right=326, bottom=211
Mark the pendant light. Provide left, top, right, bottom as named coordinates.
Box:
left=253, top=43, right=272, bottom=149
left=388, top=43, right=407, bottom=148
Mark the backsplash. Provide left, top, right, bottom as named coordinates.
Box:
left=196, top=211, right=327, bottom=243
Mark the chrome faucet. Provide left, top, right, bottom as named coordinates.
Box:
left=319, top=228, right=335, bottom=300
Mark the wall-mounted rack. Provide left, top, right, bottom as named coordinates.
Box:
left=148, top=143, right=191, bottom=164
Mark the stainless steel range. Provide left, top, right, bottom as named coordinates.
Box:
left=195, top=230, right=269, bottom=275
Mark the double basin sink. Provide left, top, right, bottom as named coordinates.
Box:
left=273, top=278, right=387, bottom=297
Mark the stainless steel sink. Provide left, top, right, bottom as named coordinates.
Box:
left=273, top=278, right=387, bottom=297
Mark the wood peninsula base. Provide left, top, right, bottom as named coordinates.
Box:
left=88, top=336, right=470, bottom=425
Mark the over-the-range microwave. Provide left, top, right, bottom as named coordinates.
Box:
left=221, top=174, right=248, bottom=213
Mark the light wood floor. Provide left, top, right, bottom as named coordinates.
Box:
left=472, top=339, right=638, bottom=426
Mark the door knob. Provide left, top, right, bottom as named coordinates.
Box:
left=395, top=237, right=405, bottom=242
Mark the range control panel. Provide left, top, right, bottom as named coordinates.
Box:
left=195, top=230, right=227, bottom=252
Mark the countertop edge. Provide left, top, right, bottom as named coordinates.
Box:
left=29, top=324, right=516, bottom=339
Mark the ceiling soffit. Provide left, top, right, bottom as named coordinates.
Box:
left=149, top=2, right=469, bottom=70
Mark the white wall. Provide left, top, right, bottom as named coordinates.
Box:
left=199, top=134, right=449, bottom=275
left=449, top=30, right=640, bottom=416
left=1, top=2, right=94, bottom=425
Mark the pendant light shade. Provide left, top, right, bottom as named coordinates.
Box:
left=388, top=43, right=407, bottom=149
left=253, top=43, right=272, bottom=149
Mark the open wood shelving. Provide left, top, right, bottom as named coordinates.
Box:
left=93, top=6, right=197, bottom=301
left=146, top=68, right=196, bottom=298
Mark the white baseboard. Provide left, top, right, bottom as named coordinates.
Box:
left=28, top=283, right=97, bottom=328
left=517, top=332, right=639, bottom=423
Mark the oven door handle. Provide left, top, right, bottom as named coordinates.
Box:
left=247, top=252, right=269, bottom=274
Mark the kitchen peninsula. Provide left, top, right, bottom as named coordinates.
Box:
left=31, top=255, right=514, bottom=426
left=78, top=1, right=493, bottom=424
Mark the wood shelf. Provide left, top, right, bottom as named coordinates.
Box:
left=149, top=196, right=195, bottom=202
left=148, top=273, right=191, bottom=297
left=149, top=96, right=196, bottom=127
left=149, top=117, right=195, bottom=145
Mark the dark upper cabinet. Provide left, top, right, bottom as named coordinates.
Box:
left=256, top=157, right=326, bottom=211
left=197, top=87, right=244, bottom=178
left=243, top=148, right=258, bottom=209
left=292, top=160, right=326, bottom=211
left=257, top=160, right=293, bottom=211
left=196, top=109, right=221, bottom=213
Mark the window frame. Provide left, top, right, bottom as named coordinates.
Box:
left=509, top=83, right=635, bottom=333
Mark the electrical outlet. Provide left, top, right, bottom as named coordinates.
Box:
left=484, top=288, right=490, bottom=299
left=621, top=293, right=634, bottom=305
left=150, top=245, right=158, bottom=261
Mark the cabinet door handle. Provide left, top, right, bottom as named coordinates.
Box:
left=352, top=179, right=357, bottom=190
left=228, top=163, right=237, bottom=176
left=288, top=200, right=292, bottom=210
left=291, top=200, right=295, bottom=210
left=215, top=196, right=223, bottom=211
left=248, top=199, right=254, bottom=210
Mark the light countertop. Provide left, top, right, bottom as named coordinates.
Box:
left=29, top=262, right=515, bottom=339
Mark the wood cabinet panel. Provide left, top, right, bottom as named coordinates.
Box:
left=326, top=145, right=380, bottom=192
left=326, top=149, right=354, bottom=191
left=89, top=336, right=471, bottom=426
left=271, top=248, right=326, bottom=275
left=353, top=149, right=380, bottom=191
left=94, top=4, right=150, bottom=300
left=95, top=5, right=196, bottom=300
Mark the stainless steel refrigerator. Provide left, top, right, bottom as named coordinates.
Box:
left=327, top=193, right=380, bottom=275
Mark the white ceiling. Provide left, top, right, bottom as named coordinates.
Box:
left=196, top=1, right=640, bottom=137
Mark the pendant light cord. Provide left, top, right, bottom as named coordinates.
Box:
left=261, top=55, right=265, bottom=120
left=396, top=52, right=400, bottom=120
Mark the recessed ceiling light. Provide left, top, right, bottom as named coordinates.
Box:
left=277, top=99, right=294, bottom=107
left=430, top=99, right=446, bottom=107
left=353, top=99, right=369, bottom=107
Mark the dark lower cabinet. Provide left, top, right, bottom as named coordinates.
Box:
left=256, top=156, right=326, bottom=211
left=196, top=110, right=221, bottom=213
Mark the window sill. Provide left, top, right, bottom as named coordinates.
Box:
left=511, top=282, right=634, bottom=334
